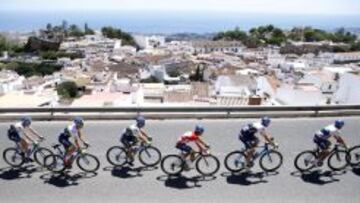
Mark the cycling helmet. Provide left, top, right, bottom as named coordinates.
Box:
left=261, top=116, right=271, bottom=127
left=194, top=125, right=204, bottom=135
left=334, top=120, right=345, bottom=129
left=136, top=116, right=146, bottom=128
left=21, top=116, right=32, bottom=127
left=74, top=116, right=84, bottom=128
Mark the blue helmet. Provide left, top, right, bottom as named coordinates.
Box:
left=136, top=116, right=146, bottom=128
left=194, top=125, right=204, bottom=135
left=74, top=116, right=84, bottom=128
left=21, top=116, right=32, bottom=127
left=261, top=116, right=271, bottom=127
left=335, top=120, right=345, bottom=129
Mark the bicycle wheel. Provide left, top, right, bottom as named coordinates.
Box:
left=196, top=154, right=220, bottom=176
left=328, top=150, right=348, bottom=171
left=44, top=154, right=65, bottom=173
left=77, top=153, right=100, bottom=172
left=160, top=154, right=184, bottom=176
left=3, top=148, right=24, bottom=167
left=259, top=150, right=283, bottom=172
left=294, top=150, right=317, bottom=172
left=224, top=151, right=246, bottom=173
left=34, top=147, right=53, bottom=167
left=348, top=145, right=360, bottom=166
left=106, top=146, right=128, bottom=167
left=138, top=146, right=162, bottom=167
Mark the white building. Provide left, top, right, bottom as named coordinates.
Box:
left=134, top=35, right=165, bottom=50
left=334, top=52, right=360, bottom=64
left=275, top=84, right=324, bottom=105
left=215, top=75, right=256, bottom=97
left=298, top=70, right=338, bottom=94
left=192, top=40, right=243, bottom=54
left=0, top=70, right=25, bottom=95
left=334, top=73, right=360, bottom=104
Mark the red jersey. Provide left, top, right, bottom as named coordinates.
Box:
left=177, top=131, right=199, bottom=144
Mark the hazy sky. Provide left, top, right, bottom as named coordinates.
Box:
left=1, top=0, right=360, bottom=15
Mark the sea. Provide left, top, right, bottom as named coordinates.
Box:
left=0, top=10, right=359, bottom=34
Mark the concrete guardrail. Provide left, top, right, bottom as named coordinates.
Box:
left=0, top=105, right=360, bottom=120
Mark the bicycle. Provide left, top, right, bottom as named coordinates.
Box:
left=294, top=143, right=349, bottom=172
left=161, top=148, right=220, bottom=176
left=106, top=141, right=161, bottom=167
left=347, top=145, right=360, bottom=167
left=44, top=144, right=100, bottom=173
left=3, top=139, right=53, bottom=168
left=224, top=143, right=283, bottom=173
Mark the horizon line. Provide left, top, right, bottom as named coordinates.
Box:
left=1, top=9, right=360, bottom=16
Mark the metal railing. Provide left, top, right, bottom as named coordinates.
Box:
left=0, top=105, right=360, bottom=120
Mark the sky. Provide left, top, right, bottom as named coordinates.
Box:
left=1, top=0, right=360, bottom=15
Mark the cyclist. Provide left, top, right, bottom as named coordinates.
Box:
left=239, top=117, right=277, bottom=167
left=176, top=125, right=210, bottom=168
left=58, top=117, right=89, bottom=167
left=120, top=116, right=152, bottom=166
left=313, top=120, right=348, bottom=166
left=8, top=116, right=44, bottom=161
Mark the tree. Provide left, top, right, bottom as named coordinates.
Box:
left=167, top=69, right=181, bottom=78
left=350, top=41, right=360, bottom=51
left=84, top=23, right=95, bottom=35
left=68, top=24, right=85, bottom=37
left=46, top=23, right=52, bottom=31
left=101, top=26, right=137, bottom=46
left=57, top=81, right=78, bottom=98
left=189, top=65, right=204, bottom=82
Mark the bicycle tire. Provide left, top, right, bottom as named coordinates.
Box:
left=44, top=154, right=66, bottom=173
left=348, top=145, right=360, bottom=166
left=34, top=147, right=53, bottom=167
left=294, top=150, right=317, bottom=172
left=3, top=148, right=24, bottom=167
left=160, top=154, right=184, bottom=176
left=138, top=146, right=162, bottom=167
left=77, top=153, right=100, bottom=172
left=259, top=150, right=283, bottom=172
left=224, top=150, right=246, bottom=173
left=327, top=150, right=349, bottom=171
left=106, top=146, right=128, bottom=167
left=196, top=154, right=220, bottom=176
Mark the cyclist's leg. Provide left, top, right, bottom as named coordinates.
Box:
left=247, top=138, right=259, bottom=165
left=60, top=136, right=75, bottom=164
left=240, top=136, right=253, bottom=164
left=313, top=135, right=330, bottom=164
left=121, top=135, right=136, bottom=165
left=176, top=143, right=193, bottom=160
left=317, top=140, right=331, bottom=162
left=19, top=138, right=28, bottom=154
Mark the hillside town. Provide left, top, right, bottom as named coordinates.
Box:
left=1, top=25, right=360, bottom=107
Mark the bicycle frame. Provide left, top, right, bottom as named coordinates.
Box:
left=53, top=145, right=86, bottom=164
left=14, top=142, right=39, bottom=156
left=314, top=144, right=344, bottom=158
left=252, top=143, right=272, bottom=161
left=180, top=148, right=209, bottom=163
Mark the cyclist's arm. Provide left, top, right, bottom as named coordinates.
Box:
left=28, top=127, right=44, bottom=140
left=76, top=130, right=87, bottom=148
left=261, top=131, right=276, bottom=146
left=196, top=137, right=209, bottom=149
left=334, top=134, right=348, bottom=149
left=139, top=129, right=150, bottom=142
left=19, top=127, right=36, bottom=143
left=24, top=132, right=37, bottom=143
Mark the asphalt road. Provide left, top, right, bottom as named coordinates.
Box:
left=0, top=117, right=360, bottom=203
